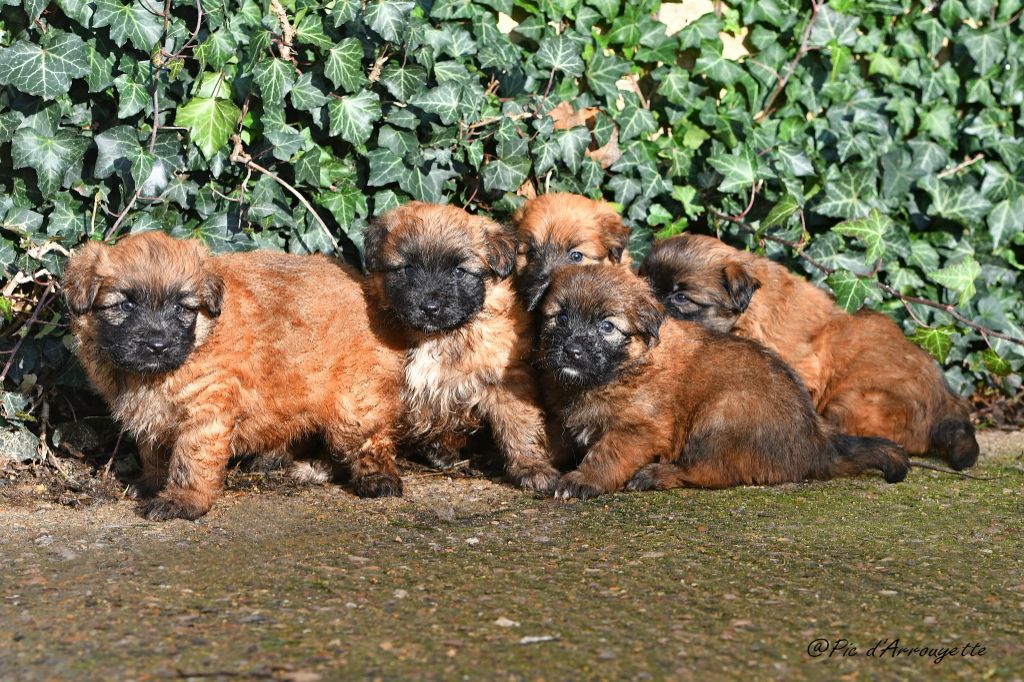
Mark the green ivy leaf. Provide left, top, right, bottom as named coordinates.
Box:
left=326, top=39, right=365, bottom=92
left=482, top=138, right=530, bottom=192
left=11, top=127, right=89, bottom=197
left=253, top=59, right=296, bottom=104
left=708, top=147, right=759, bottom=194
left=928, top=257, right=982, bottom=307
left=412, top=82, right=461, bottom=125
left=962, top=28, right=1005, bottom=74
left=988, top=196, right=1024, bottom=248
left=92, top=0, right=164, bottom=51
left=909, top=326, right=955, bottom=364
left=831, top=209, right=894, bottom=263
left=328, top=90, right=382, bottom=146
left=366, top=148, right=406, bottom=186
left=0, top=32, right=89, bottom=100
left=380, top=63, right=426, bottom=101
left=827, top=271, right=879, bottom=312
left=318, top=185, right=368, bottom=229
left=364, top=0, right=415, bottom=43
left=536, top=34, right=585, bottom=77
left=174, top=96, right=241, bottom=159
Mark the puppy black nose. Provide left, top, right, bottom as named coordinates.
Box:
left=147, top=340, right=167, bottom=355
left=420, top=298, right=441, bottom=315
left=563, top=342, right=584, bottom=361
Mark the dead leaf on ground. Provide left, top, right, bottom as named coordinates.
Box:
left=586, top=127, right=621, bottom=169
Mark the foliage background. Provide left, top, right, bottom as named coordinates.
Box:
left=0, top=0, right=1022, bottom=459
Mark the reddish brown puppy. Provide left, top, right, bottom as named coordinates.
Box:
left=512, top=193, right=631, bottom=311
left=640, top=234, right=979, bottom=470
left=363, top=202, right=560, bottom=492
left=64, top=232, right=406, bottom=520
left=537, top=265, right=910, bottom=499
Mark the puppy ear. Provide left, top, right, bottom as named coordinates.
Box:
left=634, top=288, right=665, bottom=348
left=362, top=214, right=392, bottom=272
left=721, top=262, right=760, bottom=313
left=596, top=204, right=630, bottom=263
left=62, top=242, right=105, bottom=315
left=482, top=220, right=518, bottom=279
left=202, top=272, right=224, bottom=317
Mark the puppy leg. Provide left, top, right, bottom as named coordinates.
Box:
left=626, top=460, right=739, bottom=491
left=555, top=432, right=652, bottom=500
left=482, top=387, right=559, bottom=493
left=330, top=424, right=403, bottom=498
left=139, top=419, right=233, bottom=521
left=134, top=440, right=169, bottom=498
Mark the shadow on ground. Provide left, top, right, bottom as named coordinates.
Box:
left=1, top=431, right=1022, bottom=681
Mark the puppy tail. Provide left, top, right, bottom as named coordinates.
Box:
left=829, top=433, right=910, bottom=483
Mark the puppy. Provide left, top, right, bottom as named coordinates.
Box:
left=537, top=265, right=910, bottom=499
left=640, top=234, right=979, bottom=470
left=63, top=231, right=406, bottom=520
left=512, top=193, right=631, bottom=311
left=363, top=202, right=560, bottom=492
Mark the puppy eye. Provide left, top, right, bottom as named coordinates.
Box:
left=453, top=266, right=466, bottom=279
left=568, top=250, right=584, bottom=263
left=526, top=247, right=537, bottom=258
left=556, top=311, right=569, bottom=324
left=598, top=320, right=616, bottom=334
left=670, top=292, right=689, bottom=305
left=120, top=300, right=136, bottom=312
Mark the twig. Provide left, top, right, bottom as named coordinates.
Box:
left=105, top=184, right=145, bottom=240
left=269, top=0, right=294, bottom=62
left=229, top=135, right=339, bottom=254
left=756, top=0, right=822, bottom=121
left=0, top=284, right=53, bottom=385
left=936, top=153, right=984, bottom=178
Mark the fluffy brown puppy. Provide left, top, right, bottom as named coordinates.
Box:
left=64, top=232, right=406, bottom=520
left=639, top=234, right=979, bottom=470
left=512, top=193, right=631, bottom=311
left=536, top=265, right=910, bottom=499
left=363, top=202, right=560, bottom=492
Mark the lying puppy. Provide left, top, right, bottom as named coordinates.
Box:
left=640, top=234, right=979, bottom=470
left=512, top=193, right=631, bottom=311
left=64, top=232, right=406, bottom=520
left=537, top=265, right=910, bottom=499
left=363, top=202, right=560, bottom=492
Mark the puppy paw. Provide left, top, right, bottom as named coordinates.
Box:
left=138, top=494, right=210, bottom=521
left=512, top=462, right=560, bottom=494
left=625, top=464, right=665, bottom=492
left=553, top=471, right=605, bottom=500
left=352, top=472, right=404, bottom=498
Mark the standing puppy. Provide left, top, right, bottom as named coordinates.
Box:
left=537, top=265, right=910, bottom=499
left=512, top=193, right=631, bottom=311
left=64, top=232, right=405, bottom=520
left=640, top=234, right=979, bottom=470
left=363, top=202, right=560, bottom=492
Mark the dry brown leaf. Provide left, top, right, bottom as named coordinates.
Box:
left=586, top=127, right=621, bottom=169
left=548, top=101, right=599, bottom=130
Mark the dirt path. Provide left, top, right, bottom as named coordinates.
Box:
left=1, top=431, right=1022, bottom=681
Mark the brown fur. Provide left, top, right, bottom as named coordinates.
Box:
left=538, top=265, right=909, bottom=499
left=511, top=193, right=631, bottom=311
left=640, top=234, right=979, bottom=469
left=64, top=232, right=406, bottom=520
left=364, top=203, right=560, bottom=492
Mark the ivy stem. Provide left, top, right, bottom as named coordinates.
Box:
left=270, top=0, right=295, bottom=62
left=228, top=135, right=340, bottom=255
left=755, top=0, right=822, bottom=122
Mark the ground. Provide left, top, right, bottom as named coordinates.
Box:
left=1, top=431, right=1022, bottom=681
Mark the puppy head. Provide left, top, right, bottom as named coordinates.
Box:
left=639, top=234, right=760, bottom=333
left=363, top=202, right=517, bottom=334
left=512, top=193, right=630, bottom=311
left=538, top=265, right=662, bottom=390
left=63, top=231, right=223, bottom=374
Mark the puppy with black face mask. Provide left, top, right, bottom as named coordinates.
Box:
left=640, top=233, right=979, bottom=471
left=64, top=231, right=406, bottom=520
left=512, top=193, right=631, bottom=311
left=537, top=265, right=910, bottom=499
left=364, top=202, right=560, bottom=492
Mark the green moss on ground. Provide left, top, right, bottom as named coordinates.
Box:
left=1, top=433, right=1021, bottom=681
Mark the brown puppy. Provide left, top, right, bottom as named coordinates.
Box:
left=64, top=232, right=405, bottom=520
left=537, top=265, right=910, bottom=499
left=363, top=202, right=560, bottom=492
left=512, top=193, right=631, bottom=311
left=640, top=234, right=979, bottom=470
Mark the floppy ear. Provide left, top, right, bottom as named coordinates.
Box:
left=482, top=219, right=518, bottom=279
left=361, top=214, right=393, bottom=272
left=596, top=204, right=630, bottom=263
left=62, top=242, right=106, bottom=315
left=721, top=262, right=760, bottom=313
left=634, top=287, right=665, bottom=348
left=202, top=272, right=224, bottom=317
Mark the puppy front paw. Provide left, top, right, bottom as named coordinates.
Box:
left=625, top=463, right=669, bottom=492
left=138, top=493, right=210, bottom=521
left=512, top=462, right=560, bottom=494
left=352, top=472, right=404, bottom=498
left=554, top=471, right=605, bottom=500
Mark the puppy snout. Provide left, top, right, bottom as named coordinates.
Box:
left=563, top=341, right=584, bottom=361
left=420, top=296, right=442, bottom=315
left=147, top=339, right=168, bottom=355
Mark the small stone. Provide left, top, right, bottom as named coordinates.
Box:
left=493, top=617, right=520, bottom=628
left=465, top=537, right=479, bottom=545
